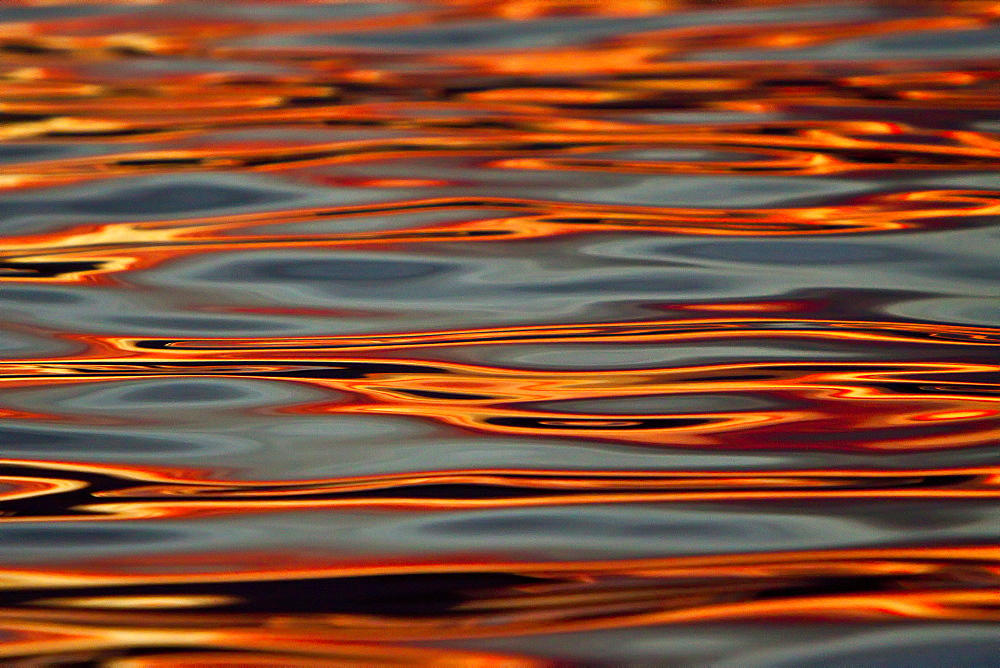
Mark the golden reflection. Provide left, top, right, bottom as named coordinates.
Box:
left=0, top=545, right=999, bottom=658
left=0, top=188, right=994, bottom=284
left=112, top=316, right=1000, bottom=352
left=0, top=0, right=998, bottom=663
left=0, top=354, right=997, bottom=451
left=0, top=459, right=997, bottom=520
left=31, top=595, right=240, bottom=610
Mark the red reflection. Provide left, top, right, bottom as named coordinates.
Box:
left=0, top=0, right=998, bottom=663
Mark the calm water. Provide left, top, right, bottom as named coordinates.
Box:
left=0, top=0, right=998, bottom=665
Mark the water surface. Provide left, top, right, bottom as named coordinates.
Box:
left=0, top=0, right=998, bottom=665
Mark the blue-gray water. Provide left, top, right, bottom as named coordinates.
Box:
left=0, top=0, right=998, bottom=665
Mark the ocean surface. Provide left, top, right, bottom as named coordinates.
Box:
left=0, top=0, right=998, bottom=665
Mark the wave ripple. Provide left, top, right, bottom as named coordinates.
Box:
left=0, top=0, right=998, bottom=664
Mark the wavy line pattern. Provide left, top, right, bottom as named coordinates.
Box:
left=0, top=0, right=998, bottom=664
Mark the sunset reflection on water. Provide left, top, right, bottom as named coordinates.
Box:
left=0, top=0, right=998, bottom=664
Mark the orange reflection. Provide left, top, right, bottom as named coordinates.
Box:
left=2, top=459, right=1000, bottom=521
left=0, top=544, right=999, bottom=662
left=0, top=355, right=997, bottom=451
left=0, top=188, right=995, bottom=284
left=0, top=0, right=998, bottom=663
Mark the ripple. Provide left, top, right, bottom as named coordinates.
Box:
left=668, top=240, right=926, bottom=265
left=229, top=4, right=899, bottom=51
left=726, top=626, right=1000, bottom=668
left=0, top=0, right=997, bottom=663
left=887, top=297, right=1000, bottom=327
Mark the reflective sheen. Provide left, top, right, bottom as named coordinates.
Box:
left=0, top=0, right=998, bottom=664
